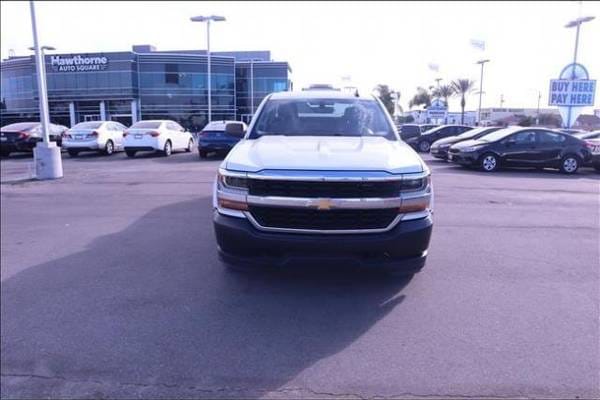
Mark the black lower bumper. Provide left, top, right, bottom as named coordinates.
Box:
left=213, top=211, right=433, bottom=273
left=124, top=146, right=155, bottom=152
left=448, top=152, right=479, bottom=165
left=431, top=148, right=449, bottom=159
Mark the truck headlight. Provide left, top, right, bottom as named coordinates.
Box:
left=399, top=172, right=432, bottom=214
left=217, top=169, right=249, bottom=211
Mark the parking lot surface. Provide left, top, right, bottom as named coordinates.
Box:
left=1, top=151, right=599, bottom=399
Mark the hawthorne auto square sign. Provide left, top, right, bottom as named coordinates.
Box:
left=50, top=55, right=109, bottom=72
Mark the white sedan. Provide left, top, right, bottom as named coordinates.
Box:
left=62, top=121, right=126, bottom=156
left=123, top=120, right=194, bottom=157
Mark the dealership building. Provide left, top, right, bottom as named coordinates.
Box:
left=0, top=45, right=292, bottom=131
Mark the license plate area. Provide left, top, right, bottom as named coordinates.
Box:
left=135, top=134, right=143, bottom=139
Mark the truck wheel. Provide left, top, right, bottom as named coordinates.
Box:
left=559, top=155, right=579, bottom=174
left=103, top=140, right=114, bottom=155
left=125, top=150, right=136, bottom=158
left=67, top=149, right=79, bottom=157
left=480, top=153, right=499, bottom=172
left=418, top=141, right=430, bottom=153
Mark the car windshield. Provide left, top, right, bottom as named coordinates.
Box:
left=131, top=121, right=161, bottom=129
left=1, top=122, right=39, bottom=131
left=477, top=127, right=522, bottom=142
left=249, top=98, right=396, bottom=139
left=73, top=122, right=103, bottom=129
left=458, top=127, right=499, bottom=139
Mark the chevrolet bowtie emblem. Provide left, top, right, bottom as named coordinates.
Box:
left=317, top=198, right=332, bottom=210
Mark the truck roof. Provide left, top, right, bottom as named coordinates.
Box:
left=269, top=90, right=374, bottom=101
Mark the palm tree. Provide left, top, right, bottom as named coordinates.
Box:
left=451, top=79, right=476, bottom=124
left=432, top=84, right=455, bottom=123
left=408, top=87, right=432, bottom=109
left=374, top=84, right=395, bottom=116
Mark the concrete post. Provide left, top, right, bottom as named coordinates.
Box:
left=100, top=101, right=107, bottom=120
left=131, top=100, right=138, bottom=123
left=69, top=102, right=76, bottom=127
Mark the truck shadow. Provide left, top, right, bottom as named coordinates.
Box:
left=1, top=198, right=411, bottom=397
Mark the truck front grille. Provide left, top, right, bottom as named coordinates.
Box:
left=248, top=179, right=402, bottom=198
left=248, top=206, right=399, bottom=231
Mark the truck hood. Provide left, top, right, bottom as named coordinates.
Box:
left=224, top=136, right=425, bottom=174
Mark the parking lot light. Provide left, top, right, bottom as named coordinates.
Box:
left=476, top=59, right=490, bottom=125
left=190, top=15, right=226, bottom=124
left=564, top=16, right=595, bottom=75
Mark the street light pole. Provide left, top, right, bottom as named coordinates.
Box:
left=536, top=91, right=541, bottom=125
left=564, top=16, right=595, bottom=128
left=476, top=59, right=490, bottom=125
left=190, top=15, right=226, bottom=124
left=29, top=0, right=62, bottom=180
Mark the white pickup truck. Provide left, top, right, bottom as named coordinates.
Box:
left=212, top=90, right=433, bottom=276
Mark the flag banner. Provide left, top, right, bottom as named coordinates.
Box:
left=470, top=39, right=485, bottom=51
left=428, top=63, right=439, bottom=72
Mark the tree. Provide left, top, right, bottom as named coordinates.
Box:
left=409, top=87, right=432, bottom=109
left=432, top=84, right=455, bottom=109
left=374, top=84, right=395, bottom=116
left=451, top=79, right=476, bottom=124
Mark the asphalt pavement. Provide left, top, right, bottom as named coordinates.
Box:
left=1, top=150, right=599, bottom=399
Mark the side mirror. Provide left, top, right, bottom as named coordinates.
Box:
left=225, top=122, right=246, bottom=138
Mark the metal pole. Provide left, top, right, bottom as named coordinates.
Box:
left=536, top=92, right=541, bottom=125
left=250, top=59, right=254, bottom=116
left=478, top=62, right=484, bottom=125
left=206, top=19, right=211, bottom=123
left=29, top=0, right=50, bottom=144
left=566, top=23, right=580, bottom=128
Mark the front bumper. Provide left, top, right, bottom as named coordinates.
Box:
left=214, top=212, right=433, bottom=273
left=447, top=151, right=480, bottom=165
left=430, top=147, right=450, bottom=159
left=198, top=141, right=237, bottom=153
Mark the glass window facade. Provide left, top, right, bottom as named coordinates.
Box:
left=1, top=48, right=292, bottom=131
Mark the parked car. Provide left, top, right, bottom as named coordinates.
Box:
left=574, top=131, right=600, bottom=171
left=197, top=120, right=248, bottom=159
left=214, top=90, right=433, bottom=276
left=0, top=122, right=67, bottom=157
left=398, top=124, right=439, bottom=141
left=62, top=121, right=127, bottom=157
left=122, top=120, right=194, bottom=157
left=447, top=126, right=591, bottom=174
left=430, top=126, right=502, bottom=160
left=405, top=124, right=472, bottom=153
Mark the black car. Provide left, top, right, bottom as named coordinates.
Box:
left=574, top=131, right=600, bottom=171
left=447, top=127, right=591, bottom=174
left=430, top=126, right=502, bottom=160
left=405, top=124, right=472, bottom=153
left=398, top=124, right=422, bottom=140
left=0, top=122, right=67, bottom=157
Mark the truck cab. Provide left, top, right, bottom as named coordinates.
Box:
left=213, top=90, right=433, bottom=276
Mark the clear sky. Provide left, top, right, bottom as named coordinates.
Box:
left=1, top=1, right=599, bottom=113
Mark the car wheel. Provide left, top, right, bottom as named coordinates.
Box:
left=104, top=140, right=114, bottom=156
left=186, top=139, right=193, bottom=152
left=559, top=155, right=580, bottom=174
left=480, top=153, right=499, bottom=172
left=162, top=140, right=172, bottom=157
left=418, top=141, right=430, bottom=153
left=199, top=149, right=208, bottom=159
left=67, top=149, right=79, bottom=157
left=125, top=150, right=136, bottom=158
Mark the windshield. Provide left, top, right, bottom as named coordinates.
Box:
left=1, top=122, right=39, bottom=131
left=131, top=121, right=162, bottom=129
left=73, top=122, right=103, bottom=130
left=249, top=98, right=396, bottom=139
left=458, top=127, right=500, bottom=139
left=476, top=127, right=521, bottom=142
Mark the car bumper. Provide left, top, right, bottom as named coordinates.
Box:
left=448, top=151, right=479, bottom=165
left=63, top=139, right=102, bottom=150
left=0, top=140, right=39, bottom=152
left=198, top=141, right=237, bottom=152
left=124, top=146, right=156, bottom=152
left=430, top=148, right=449, bottom=159
left=213, top=211, right=433, bottom=273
